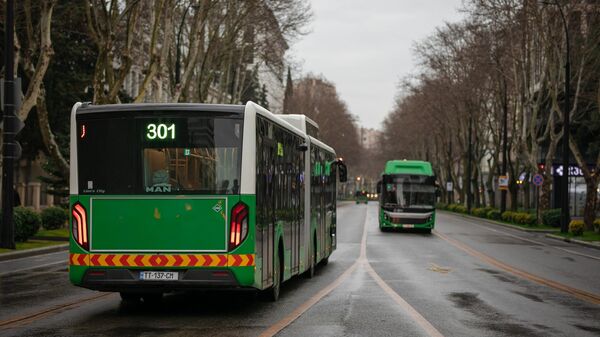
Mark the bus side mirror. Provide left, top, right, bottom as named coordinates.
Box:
left=377, top=181, right=382, bottom=193
left=336, top=160, right=348, bottom=182
left=297, top=143, right=308, bottom=152
left=435, top=188, right=441, bottom=198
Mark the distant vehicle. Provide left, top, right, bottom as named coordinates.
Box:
left=68, top=101, right=347, bottom=302
left=367, top=192, right=378, bottom=201
left=377, top=160, right=438, bottom=233
left=355, top=190, right=369, bottom=204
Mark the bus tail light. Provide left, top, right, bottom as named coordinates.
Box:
left=72, top=202, right=89, bottom=251
left=229, top=202, right=248, bottom=251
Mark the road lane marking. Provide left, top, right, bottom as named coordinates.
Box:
left=364, top=263, right=444, bottom=337
left=258, top=261, right=359, bottom=337
left=0, top=293, right=113, bottom=329
left=434, top=230, right=600, bottom=305
left=428, top=263, right=452, bottom=274
left=440, top=212, right=600, bottom=261
left=259, top=207, right=369, bottom=337
left=361, top=207, right=445, bottom=337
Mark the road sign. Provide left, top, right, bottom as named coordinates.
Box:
left=446, top=182, right=453, bottom=192
left=533, top=174, right=543, bottom=187
left=498, top=175, right=509, bottom=191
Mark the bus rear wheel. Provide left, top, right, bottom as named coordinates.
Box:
left=304, top=243, right=315, bottom=278
left=264, top=247, right=282, bottom=302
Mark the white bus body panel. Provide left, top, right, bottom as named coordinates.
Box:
left=69, top=102, right=83, bottom=194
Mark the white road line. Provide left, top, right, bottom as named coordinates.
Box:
left=363, top=204, right=445, bottom=337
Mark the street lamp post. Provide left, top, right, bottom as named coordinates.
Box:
left=1, top=0, right=16, bottom=249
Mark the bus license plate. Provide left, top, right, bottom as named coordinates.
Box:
left=402, top=224, right=414, bottom=228
left=139, top=271, right=178, bottom=281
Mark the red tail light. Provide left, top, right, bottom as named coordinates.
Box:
left=72, top=202, right=89, bottom=250
left=229, top=202, right=248, bottom=251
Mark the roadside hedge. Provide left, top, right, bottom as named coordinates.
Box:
left=41, top=206, right=69, bottom=230
left=569, top=220, right=585, bottom=236
left=486, top=210, right=501, bottom=220
left=14, top=207, right=42, bottom=242
left=541, top=209, right=561, bottom=227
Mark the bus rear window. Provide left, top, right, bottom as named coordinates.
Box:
left=77, top=112, right=243, bottom=195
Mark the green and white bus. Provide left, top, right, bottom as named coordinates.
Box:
left=69, top=101, right=346, bottom=302
left=377, top=160, right=437, bottom=233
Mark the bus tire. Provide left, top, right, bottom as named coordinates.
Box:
left=120, top=292, right=141, bottom=302
left=320, top=256, right=329, bottom=266
left=424, top=228, right=432, bottom=234
left=265, top=244, right=283, bottom=302
left=304, top=239, right=315, bottom=279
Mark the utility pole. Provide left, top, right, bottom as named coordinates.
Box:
left=501, top=77, right=508, bottom=213
left=447, top=138, right=453, bottom=204
left=1, top=0, right=16, bottom=249
left=556, top=1, right=571, bottom=234
left=466, top=111, right=473, bottom=212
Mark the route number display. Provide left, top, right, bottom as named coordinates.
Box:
left=146, top=123, right=175, bottom=140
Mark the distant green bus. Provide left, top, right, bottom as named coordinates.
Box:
left=355, top=190, right=368, bottom=204
left=68, top=102, right=346, bottom=302
left=377, top=160, right=437, bottom=233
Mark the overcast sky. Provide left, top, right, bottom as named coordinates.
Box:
left=291, top=0, right=466, bottom=130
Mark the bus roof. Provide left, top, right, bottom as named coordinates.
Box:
left=76, top=103, right=245, bottom=115
left=309, top=136, right=335, bottom=154
left=383, top=160, right=433, bottom=176
left=278, top=114, right=319, bottom=133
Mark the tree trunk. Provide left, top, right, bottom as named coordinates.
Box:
left=582, top=178, right=598, bottom=232
left=36, top=85, right=69, bottom=177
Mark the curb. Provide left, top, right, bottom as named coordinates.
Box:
left=545, top=234, right=600, bottom=251
left=0, top=243, right=69, bottom=262
left=31, top=236, right=69, bottom=242
left=439, top=210, right=560, bottom=233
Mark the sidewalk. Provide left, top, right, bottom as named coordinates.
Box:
left=440, top=210, right=600, bottom=251
left=545, top=234, right=600, bottom=251
left=439, top=210, right=559, bottom=233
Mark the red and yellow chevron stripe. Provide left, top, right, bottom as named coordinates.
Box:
left=69, top=253, right=254, bottom=267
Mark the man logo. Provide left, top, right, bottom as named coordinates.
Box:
left=146, top=185, right=172, bottom=193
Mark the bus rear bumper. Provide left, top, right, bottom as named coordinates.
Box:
left=379, top=220, right=435, bottom=230
left=78, top=268, right=248, bottom=292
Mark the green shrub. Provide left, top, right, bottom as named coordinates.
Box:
left=501, top=211, right=514, bottom=222
left=471, top=208, right=487, bottom=218
left=569, top=220, right=584, bottom=236
left=455, top=205, right=467, bottom=213
left=515, top=213, right=536, bottom=225
left=447, top=204, right=457, bottom=212
left=594, top=219, right=600, bottom=233
left=41, top=206, right=69, bottom=230
left=436, top=203, right=448, bottom=210
left=14, top=207, right=42, bottom=242
left=487, top=210, right=501, bottom=220
left=541, top=209, right=561, bottom=227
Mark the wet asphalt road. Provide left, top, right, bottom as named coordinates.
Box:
left=1, top=202, right=599, bottom=336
